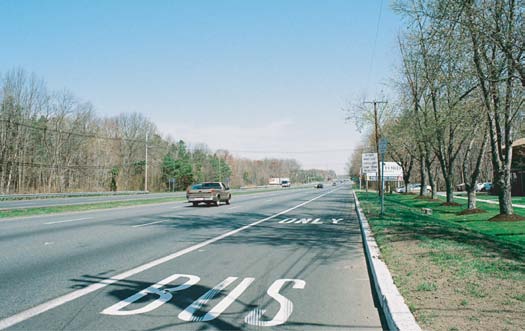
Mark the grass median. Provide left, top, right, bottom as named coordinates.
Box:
left=0, top=197, right=187, bottom=218
left=356, top=191, right=525, bottom=331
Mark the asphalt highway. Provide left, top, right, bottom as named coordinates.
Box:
left=0, top=184, right=383, bottom=330
left=0, top=187, right=305, bottom=210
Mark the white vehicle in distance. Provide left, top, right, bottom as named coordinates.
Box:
left=281, top=179, right=291, bottom=187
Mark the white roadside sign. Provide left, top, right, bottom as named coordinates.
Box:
left=367, top=162, right=403, bottom=181
left=361, top=153, right=378, bottom=173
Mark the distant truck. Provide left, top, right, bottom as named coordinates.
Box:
left=186, top=182, right=231, bottom=206
left=269, top=177, right=291, bottom=187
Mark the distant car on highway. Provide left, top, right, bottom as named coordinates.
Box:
left=186, top=182, right=231, bottom=206
left=316, top=183, right=324, bottom=189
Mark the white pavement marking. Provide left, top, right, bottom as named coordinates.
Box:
left=132, top=216, right=181, bottom=228
left=171, top=206, right=183, bottom=209
left=228, top=206, right=239, bottom=210
left=132, top=220, right=169, bottom=228
left=0, top=187, right=341, bottom=330
left=44, top=217, right=92, bottom=225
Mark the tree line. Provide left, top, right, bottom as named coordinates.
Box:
left=0, top=68, right=335, bottom=194
left=347, top=0, right=524, bottom=218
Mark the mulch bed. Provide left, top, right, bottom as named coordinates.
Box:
left=441, top=202, right=463, bottom=207
left=457, top=208, right=487, bottom=215
left=489, top=213, right=525, bottom=222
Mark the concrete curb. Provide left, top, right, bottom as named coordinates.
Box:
left=353, top=191, right=421, bottom=331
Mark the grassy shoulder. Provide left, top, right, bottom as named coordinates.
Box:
left=0, top=197, right=187, bottom=218
left=356, top=191, right=525, bottom=331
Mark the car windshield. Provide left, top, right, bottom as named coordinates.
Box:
left=190, top=184, right=202, bottom=190
left=201, top=183, right=222, bottom=189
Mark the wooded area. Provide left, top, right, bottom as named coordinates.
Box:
left=0, top=69, right=335, bottom=194
left=347, top=0, right=524, bottom=217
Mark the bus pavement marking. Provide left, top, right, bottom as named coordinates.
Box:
left=0, top=187, right=341, bottom=330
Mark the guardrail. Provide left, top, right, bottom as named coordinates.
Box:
left=0, top=191, right=149, bottom=201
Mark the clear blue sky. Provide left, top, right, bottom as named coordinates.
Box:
left=0, top=0, right=402, bottom=174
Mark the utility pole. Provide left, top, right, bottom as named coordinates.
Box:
left=364, top=100, right=387, bottom=196
left=218, top=154, right=222, bottom=182
left=145, top=133, right=148, bottom=192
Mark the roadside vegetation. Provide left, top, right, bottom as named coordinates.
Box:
left=357, top=191, right=525, bottom=330
left=0, top=69, right=335, bottom=195
left=347, top=0, right=525, bottom=222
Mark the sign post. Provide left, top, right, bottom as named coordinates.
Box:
left=378, top=138, right=388, bottom=217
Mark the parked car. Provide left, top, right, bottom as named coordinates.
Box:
left=481, top=182, right=492, bottom=192
left=457, top=182, right=485, bottom=192
left=396, top=183, right=432, bottom=193
left=186, top=182, right=231, bottom=206
left=316, top=183, right=324, bottom=189
left=281, top=180, right=291, bottom=188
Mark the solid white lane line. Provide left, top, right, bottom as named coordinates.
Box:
left=0, top=187, right=341, bottom=330
left=44, top=217, right=93, bottom=225
left=132, top=220, right=169, bottom=228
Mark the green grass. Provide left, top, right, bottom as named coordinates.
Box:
left=416, top=282, right=437, bottom=292
left=356, top=192, right=525, bottom=279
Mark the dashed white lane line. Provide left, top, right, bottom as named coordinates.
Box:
left=0, top=187, right=341, bottom=330
left=132, top=220, right=169, bottom=228
left=228, top=206, right=239, bottom=210
left=44, top=217, right=93, bottom=225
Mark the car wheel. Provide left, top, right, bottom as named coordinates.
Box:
left=192, top=202, right=198, bottom=207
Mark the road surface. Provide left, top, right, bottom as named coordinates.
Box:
left=0, top=185, right=383, bottom=330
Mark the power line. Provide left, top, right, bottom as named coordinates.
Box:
left=226, top=148, right=358, bottom=154
left=0, top=160, right=147, bottom=170
left=366, top=0, right=385, bottom=94
left=0, top=118, right=145, bottom=143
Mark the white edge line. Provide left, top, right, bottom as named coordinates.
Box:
left=0, top=187, right=341, bottom=330
left=44, top=217, right=92, bottom=225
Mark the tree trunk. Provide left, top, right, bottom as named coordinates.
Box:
left=445, top=177, right=453, bottom=203
left=467, top=188, right=476, bottom=209
left=497, top=168, right=513, bottom=215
